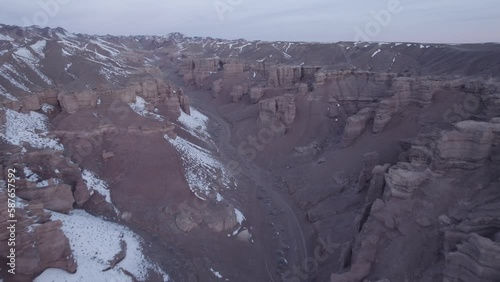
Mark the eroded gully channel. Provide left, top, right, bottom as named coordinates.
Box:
left=187, top=91, right=314, bottom=281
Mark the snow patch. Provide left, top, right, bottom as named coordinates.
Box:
left=129, top=96, right=165, bottom=121
left=177, top=108, right=209, bottom=141
left=24, top=167, right=40, bottom=182
left=0, top=109, right=64, bottom=150
left=81, top=169, right=112, bottom=205
left=210, top=268, right=227, bottom=280
left=234, top=208, right=245, bottom=225
left=41, top=103, right=55, bottom=114
left=371, top=49, right=381, bottom=57
left=164, top=135, right=234, bottom=200
left=0, top=85, right=17, bottom=101
left=0, top=63, right=31, bottom=91
left=13, top=47, right=53, bottom=85
left=31, top=40, right=46, bottom=58
left=0, top=34, right=13, bottom=41
left=35, top=210, right=169, bottom=282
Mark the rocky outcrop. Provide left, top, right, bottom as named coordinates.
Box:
left=203, top=204, right=239, bottom=233
left=365, top=164, right=391, bottom=204
left=179, top=92, right=191, bottom=115
left=372, top=99, right=395, bottom=133
left=444, top=234, right=500, bottom=282
left=213, top=79, right=223, bottom=98
left=356, top=152, right=380, bottom=193
left=0, top=191, right=76, bottom=280
left=102, top=150, right=115, bottom=160
left=231, top=86, right=244, bottom=103
left=268, top=66, right=302, bottom=87
left=384, top=163, right=430, bottom=199
left=223, top=59, right=245, bottom=75
left=57, top=79, right=186, bottom=118
left=36, top=88, right=59, bottom=105
left=21, top=94, right=43, bottom=111
left=250, top=87, right=264, bottom=104
left=74, top=179, right=92, bottom=207
left=175, top=202, right=240, bottom=233
left=443, top=184, right=500, bottom=282
left=432, top=123, right=495, bottom=171
left=373, top=77, right=444, bottom=133
left=391, top=77, right=443, bottom=107
left=342, top=107, right=375, bottom=147
left=258, top=94, right=296, bottom=135
left=17, top=184, right=75, bottom=214
left=296, top=83, right=308, bottom=95
left=58, top=90, right=98, bottom=114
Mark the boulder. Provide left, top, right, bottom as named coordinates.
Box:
left=74, top=179, right=92, bottom=207
left=179, top=94, right=191, bottom=115
left=102, top=151, right=115, bottom=160
left=21, top=94, right=43, bottom=111
left=204, top=205, right=239, bottom=233
left=17, top=185, right=75, bottom=213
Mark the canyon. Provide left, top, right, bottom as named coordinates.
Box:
left=0, top=24, right=499, bottom=282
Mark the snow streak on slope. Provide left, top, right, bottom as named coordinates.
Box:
left=35, top=210, right=169, bottom=282
left=129, top=96, right=165, bottom=121
left=31, top=40, right=46, bottom=58
left=81, top=169, right=113, bottom=205
left=0, top=108, right=64, bottom=150
left=0, top=33, right=13, bottom=41
left=177, top=108, right=210, bottom=141
left=13, top=47, right=53, bottom=84
left=0, top=63, right=31, bottom=91
left=164, top=135, right=234, bottom=200
left=0, top=85, right=17, bottom=100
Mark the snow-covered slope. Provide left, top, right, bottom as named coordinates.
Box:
left=35, top=210, right=169, bottom=282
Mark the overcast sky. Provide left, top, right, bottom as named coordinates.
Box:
left=0, top=0, right=499, bottom=43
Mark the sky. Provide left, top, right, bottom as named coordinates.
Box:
left=0, top=0, right=499, bottom=43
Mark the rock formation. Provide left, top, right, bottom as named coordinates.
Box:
left=342, top=107, right=375, bottom=146
left=384, top=162, right=430, bottom=199
left=250, top=87, right=264, bottom=104
left=58, top=90, right=98, bottom=114
left=213, top=79, right=223, bottom=98
left=268, top=66, right=303, bottom=87
left=432, top=123, right=495, bottom=170
left=356, top=152, right=380, bottom=193
left=231, top=85, right=244, bottom=103
left=0, top=191, right=76, bottom=280
left=258, top=94, right=296, bottom=135
left=17, top=184, right=75, bottom=214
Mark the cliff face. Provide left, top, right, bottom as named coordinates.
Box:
left=330, top=116, right=500, bottom=282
